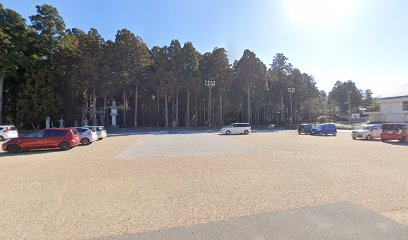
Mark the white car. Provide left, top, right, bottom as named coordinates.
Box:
left=75, top=127, right=98, bottom=145
left=220, top=123, right=251, bottom=135
left=351, top=124, right=382, bottom=140
left=0, top=125, right=18, bottom=141
left=85, top=126, right=107, bottom=140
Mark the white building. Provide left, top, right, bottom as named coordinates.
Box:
left=367, top=85, right=408, bottom=123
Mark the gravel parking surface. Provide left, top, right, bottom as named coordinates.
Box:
left=0, top=130, right=407, bottom=239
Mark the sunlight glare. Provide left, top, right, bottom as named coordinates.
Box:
left=284, top=0, right=356, bottom=29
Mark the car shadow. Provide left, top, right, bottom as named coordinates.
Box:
left=353, top=138, right=383, bottom=142
left=310, top=134, right=337, bottom=137
left=383, top=141, right=408, bottom=146
left=0, top=148, right=65, bottom=157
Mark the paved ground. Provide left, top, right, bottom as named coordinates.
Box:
left=0, top=130, right=407, bottom=239
left=116, top=133, right=271, bottom=159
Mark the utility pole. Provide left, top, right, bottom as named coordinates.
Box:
left=347, top=89, right=351, bottom=121
left=288, top=87, right=296, bottom=125
left=205, top=80, right=216, bottom=127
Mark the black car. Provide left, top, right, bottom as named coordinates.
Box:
left=298, top=124, right=313, bottom=134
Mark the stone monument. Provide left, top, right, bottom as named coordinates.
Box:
left=110, top=100, right=118, bottom=127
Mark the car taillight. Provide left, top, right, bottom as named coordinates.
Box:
left=88, top=131, right=92, bottom=136
left=3, top=129, right=8, bottom=133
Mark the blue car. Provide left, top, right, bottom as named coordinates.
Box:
left=310, top=123, right=337, bottom=136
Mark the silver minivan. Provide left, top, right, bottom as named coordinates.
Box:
left=85, top=126, right=107, bottom=140
left=220, top=123, right=251, bottom=135
left=352, top=124, right=382, bottom=140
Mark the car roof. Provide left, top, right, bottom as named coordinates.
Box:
left=382, top=122, right=408, bottom=125
left=44, top=128, right=71, bottom=130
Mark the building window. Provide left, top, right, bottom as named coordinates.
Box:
left=403, top=101, right=408, bottom=111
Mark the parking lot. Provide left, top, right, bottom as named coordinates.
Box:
left=0, top=130, right=408, bottom=239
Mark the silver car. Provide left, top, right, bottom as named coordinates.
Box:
left=75, top=127, right=98, bottom=145
left=85, top=126, right=107, bottom=140
left=352, top=124, right=382, bottom=140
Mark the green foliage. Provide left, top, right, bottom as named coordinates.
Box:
left=328, top=80, right=363, bottom=114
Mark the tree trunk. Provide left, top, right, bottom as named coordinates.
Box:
left=247, top=84, right=251, bottom=123
left=257, top=107, right=260, bottom=125
left=280, top=92, right=284, bottom=123
left=156, top=90, right=160, bottom=127
left=203, top=100, right=206, bottom=126
left=123, top=88, right=126, bottom=127
left=186, top=89, right=190, bottom=127
left=164, top=91, right=169, bottom=127
left=102, top=89, right=107, bottom=126
left=134, top=84, right=138, bottom=127
left=0, top=73, right=4, bottom=125
left=92, top=87, right=97, bottom=125
left=171, top=95, right=175, bottom=124
left=176, top=92, right=179, bottom=127
left=219, top=91, right=223, bottom=126
left=195, top=95, right=198, bottom=126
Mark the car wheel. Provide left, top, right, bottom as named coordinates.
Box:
left=333, top=132, right=337, bottom=136
left=0, top=136, right=4, bottom=141
left=366, top=134, right=372, bottom=140
left=59, top=142, right=71, bottom=151
left=352, top=137, right=356, bottom=140
left=81, top=138, right=91, bottom=145
left=381, top=139, right=387, bottom=142
left=7, top=144, right=21, bottom=153
left=244, top=130, right=249, bottom=135
left=226, top=130, right=231, bottom=135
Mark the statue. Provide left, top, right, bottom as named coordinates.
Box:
left=59, top=118, right=64, bottom=128
left=46, top=116, right=51, bottom=129
left=83, top=118, right=89, bottom=127
left=110, top=100, right=118, bottom=127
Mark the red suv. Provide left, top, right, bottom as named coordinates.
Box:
left=381, top=123, right=408, bottom=142
left=2, top=128, right=80, bottom=153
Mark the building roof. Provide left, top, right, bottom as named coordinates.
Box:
left=380, top=84, right=408, bottom=99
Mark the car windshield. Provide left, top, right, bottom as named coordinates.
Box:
left=356, top=126, right=371, bottom=130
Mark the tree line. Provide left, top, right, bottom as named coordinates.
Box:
left=0, top=4, right=374, bottom=129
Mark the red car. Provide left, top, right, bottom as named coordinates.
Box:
left=2, top=128, right=80, bottom=153
left=381, top=123, right=408, bottom=142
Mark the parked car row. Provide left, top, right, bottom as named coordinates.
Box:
left=298, top=122, right=408, bottom=142
left=1, top=125, right=107, bottom=154
left=351, top=123, right=408, bottom=142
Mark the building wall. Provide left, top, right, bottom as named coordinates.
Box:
left=379, top=96, right=408, bottom=122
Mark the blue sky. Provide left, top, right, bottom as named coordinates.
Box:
left=3, top=0, right=407, bottom=96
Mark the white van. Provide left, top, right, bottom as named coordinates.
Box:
left=220, top=123, right=251, bottom=135
left=0, top=125, right=18, bottom=141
